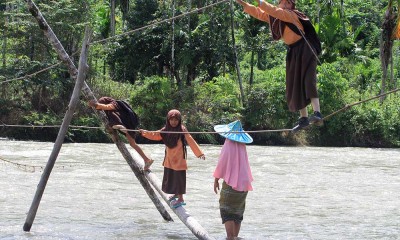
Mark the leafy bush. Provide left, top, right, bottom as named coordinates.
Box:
left=243, top=67, right=296, bottom=144
left=190, top=76, right=243, bottom=144
left=131, top=76, right=174, bottom=131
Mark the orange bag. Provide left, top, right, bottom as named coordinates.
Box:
left=393, top=5, right=400, bottom=39
left=393, top=17, right=400, bottom=39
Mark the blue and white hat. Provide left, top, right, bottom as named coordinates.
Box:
left=214, top=120, right=253, bottom=144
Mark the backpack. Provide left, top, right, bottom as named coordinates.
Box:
left=116, top=100, right=140, bottom=129
left=286, top=18, right=322, bottom=55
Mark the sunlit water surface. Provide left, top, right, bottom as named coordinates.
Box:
left=0, top=139, right=399, bottom=239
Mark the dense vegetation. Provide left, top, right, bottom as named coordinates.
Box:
left=1, top=0, right=399, bottom=147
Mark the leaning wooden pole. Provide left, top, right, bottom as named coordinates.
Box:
left=24, top=0, right=172, bottom=231
left=111, top=132, right=173, bottom=221
left=114, top=141, right=214, bottom=239
left=145, top=171, right=215, bottom=240
left=23, top=26, right=92, bottom=232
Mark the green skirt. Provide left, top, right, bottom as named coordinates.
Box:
left=219, top=181, right=248, bottom=224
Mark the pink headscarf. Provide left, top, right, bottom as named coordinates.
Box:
left=213, top=139, right=253, bottom=191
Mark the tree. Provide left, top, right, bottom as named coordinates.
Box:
left=380, top=0, right=398, bottom=101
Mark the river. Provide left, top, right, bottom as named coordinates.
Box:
left=0, top=139, right=399, bottom=239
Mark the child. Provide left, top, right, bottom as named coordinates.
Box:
left=140, top=109, right=205, bottom=208
left=213, top=120, right=254, bottom=239
left=88, top=96, right=154, bottom=170
left=235, top=0, right=323, bottom=132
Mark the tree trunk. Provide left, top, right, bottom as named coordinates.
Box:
left=29, top=34, right=34, bottom=61
left=229, top=0, right=245, bottom=105
left=109, top=0, right=116, bottom=79
left=110, top=0, right=116, bottom=36
left=2, top=3, right=8, bottom=68
left=390, top=47, right=394, bottom=89
left=186, top=64, right=195, bottom=86
left=171, top=0, right=177, bottom=87
left=185, top=0, right=192, bottom=86
left=316, top=0, right=320, bottom=24
left=340, top=0, right=346, bottom=33
left=250, top=50, right=254, bottom=85
left=379, top=0, right=396, bottom=102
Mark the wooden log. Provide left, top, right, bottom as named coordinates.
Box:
left=24, top=0, right=172, bottom=230
left=111, top=132, right=173, bottom=222
left=145, top=172, right=215, bottom=240
left=23, top=26, right=92, bottom=232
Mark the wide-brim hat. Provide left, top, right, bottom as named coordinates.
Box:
left=214, top=120, right=253, bottom=144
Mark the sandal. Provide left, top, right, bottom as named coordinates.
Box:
left=168, top=195, right=178, bottom=202
left=144, top=159, right=154, bottom=171
left=170, top=200, right=186, bottom=209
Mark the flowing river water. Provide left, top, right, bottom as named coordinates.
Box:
left=0, top=139, right=399, bottom=239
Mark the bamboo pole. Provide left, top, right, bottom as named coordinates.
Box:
left=24, top=0, right=172, bottom=230
left=23, top=26, right=92, bottom=232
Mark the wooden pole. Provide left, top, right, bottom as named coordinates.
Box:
left=23, top=26, right=92, bottom=232
left=24, top=0, right=172, bottom=230
left=111, top=131, right=173, bottom=221
left=145, top=171, right=215, bottom=240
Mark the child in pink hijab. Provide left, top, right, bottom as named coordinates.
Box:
left=213, top=120, right=253, bottom=239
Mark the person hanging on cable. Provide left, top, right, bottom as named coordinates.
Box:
left=88, top=97, right=154, bottom=170
left=235, top=0, right=323, bottom=132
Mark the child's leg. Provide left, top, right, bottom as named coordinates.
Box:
left=299, top=106, right=308, bottom=118
left=311, top=98, right=320, bottom=112
left=176, top=194, right=184, bottom=202
left=292, top=107, right=309, bottom=132
left=233, top=222, right=241, bottom=237
left=309, top=98, right=323, bottom=126
left=170, top=194, right=186, bottom=208
left=125, top=134, right=151, bottom=163
left=224, top=220, right=237, bottom=239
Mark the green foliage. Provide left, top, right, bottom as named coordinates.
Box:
left=333, top=97, right=400, bottom=148
left=131, top=76, right=174, bottom=130
left=1, top=0, right=399, bottom=147
left=70, top=116, right=110, bottom=143
left=244, top=67, right=296, bottom=145
left=317, top=63, right=351, bottom=115
left=16, top=111, right=61, bottom=141
left=194, top=76, right=242, bottom=121
left=189, top=76, right=243, bottom=144
left=92, top=3, right=111, bottom=39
